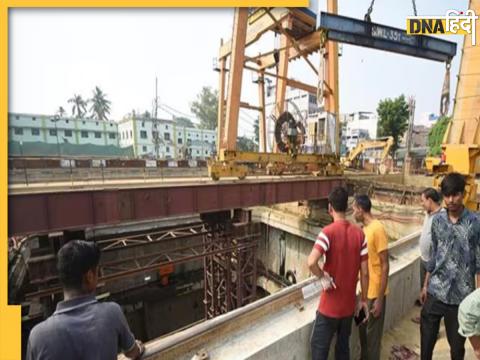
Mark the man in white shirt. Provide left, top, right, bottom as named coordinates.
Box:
left=418, top=187, right=442, bottom=304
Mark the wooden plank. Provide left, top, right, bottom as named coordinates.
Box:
left=258, top=70, right=267, bottom=152
left=264, top=9, right=318, bottom=75
left=286, top=78, right=317, bottom=95
left=326, top=0, right=340, bottom=155
left=240, top=102, right=262, bottom=112
left=223, top=8, right=249, bottom=150
left=219, top=8, right=290, bottom=59
left=257, top=31, right=321, bottom=70
left=245, top=65, right=317, bottom=95
left=216, top=39, right=227, bottom=152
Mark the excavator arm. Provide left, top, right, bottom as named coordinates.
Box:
left=344, top=136, right=394, bottom=166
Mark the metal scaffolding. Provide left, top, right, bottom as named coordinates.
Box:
left=203, top=213, right=258, bottom=319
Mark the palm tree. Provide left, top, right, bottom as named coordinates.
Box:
left=89, top=86, right=111, bottom=121
left=68, top=94, right=88, bottom=118
left=56, top=106, right=66, bottom=118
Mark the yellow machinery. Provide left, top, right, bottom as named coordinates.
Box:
left=425, top=156, right=441, bottom=175
left=342, top=136, right=394, bottom=174
left=209, top=4, right=457, bottom=181
left=433, top=0, right=480, bottom=210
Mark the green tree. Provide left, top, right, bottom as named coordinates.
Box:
left=175, top=116, right=195, bottom=128
left=68, top=94, right=88, bottom=118
left=56, top=106, right=66, bottom=117
left=89, top=86, right=111, bottom=121
left=376, top=95, right=409, bottom=153
left=428, top=116, right=451, bottom=156
left=237, top=136, right=256, bottom=152
left=190, top=86, right=218, bottom=130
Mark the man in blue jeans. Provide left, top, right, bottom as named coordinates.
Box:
left=421, top=173, right=480, bottom=360
left=307, top=187, right=370, bottom=360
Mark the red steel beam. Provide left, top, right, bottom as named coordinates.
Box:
left=9, top=177, right=344, bottom=236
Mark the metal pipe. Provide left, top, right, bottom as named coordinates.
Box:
left=140, top=231, right=421, bottom=358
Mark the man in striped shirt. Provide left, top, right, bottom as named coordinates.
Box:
left=308, top=186, right=369, bottom=360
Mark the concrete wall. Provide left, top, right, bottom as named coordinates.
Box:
left=135, top=230, right=421, bottom=360
left=143, top=289, right=204, bottom=340
left=257, top=225, right=315, bottom=286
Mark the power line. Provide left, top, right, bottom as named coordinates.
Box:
left=160, top=103, right=197, bottom=120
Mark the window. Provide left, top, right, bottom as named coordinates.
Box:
left=110, top=123, right=113, bottom=127
left=81, top=131, right=88, bottom=138
left=14, top=128, right=23, bottom=135
left=166, top=146, right=170, bottom=153
left=142, top=122, right=145, bottom=128
left=64, top=130, right=72, bottom=137
left=205, top=150, right=208, bottom=155
left=82, top=121, right=86, bottom=125
left=49, top=129, right=57, bottom=136
left=196, top=150, right=200, bottom=154
left=32, top=117, right=36, bottom=121
left=31, top=128, right=40, bottom=136
left=187, top=133, right=191, bottom=137
left=178, top=132, right=181, bottom=136
left=165, top=125, right=168, bottom=129
left=152, top=131, right=158, bottom=139
left=178, top=138, right=183, bottom=144
left=109, top=133, right=116, bottom=139
left=140, top=130, right=147, bottom=139
left=154, top=124, right=157, bottom=129
left=196, top=133, right=199, bottom=138
left=65, top=120, right=69, bottom=124
left=142, top=146, right=147, bottom=152
left=95, top=132, right=101, bottom=139
left=130, top=130, right=133, bottom=138
left=15, top=115, right=19, bottom=120
left=96, top=122, right=99, bottom=126
left=164, top=133, right=170, bottom=141
left=187, top=139, right=192, bottom=146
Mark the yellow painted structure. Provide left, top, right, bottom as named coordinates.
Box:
left=434, top=0, right=480, bottom=210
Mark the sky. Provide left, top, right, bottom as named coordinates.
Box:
left=9, top=1, right=469, bottom=137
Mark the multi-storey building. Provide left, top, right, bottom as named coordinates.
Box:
left=8, top=112, right=216, bottom=160
left=117, top=115, right=216, bottom=159
left=8, top=112, right=119, bottom=147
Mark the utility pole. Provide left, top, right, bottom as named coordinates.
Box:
left=152, top=77, right=160, bottom=159
left=403, top=96, right=415, bottom=180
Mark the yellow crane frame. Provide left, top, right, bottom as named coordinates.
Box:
left=433, top=0, right=480, bottom=210
left=209, top=4, right=342, bottom=180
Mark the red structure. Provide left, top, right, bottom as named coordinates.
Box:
left=9, top=177, right=343, bottom=236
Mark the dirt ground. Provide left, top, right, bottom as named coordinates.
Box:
left=381, top=306, right=476, bottom=359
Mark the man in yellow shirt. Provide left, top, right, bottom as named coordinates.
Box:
left=353, top=195, right=390, bottom=360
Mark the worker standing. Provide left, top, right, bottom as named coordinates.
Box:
left=418, top=188, right=443, bottom=296
left=353, top=195, right=390, bottom=360
left=308, top=187, right=369, bottom=360
left=26, top=240, right=145, bottom=360
left=420, top=172, right=480, bottom=360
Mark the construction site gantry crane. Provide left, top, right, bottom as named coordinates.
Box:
left=209, top=4, right=457, bottom=181
left=210, top=4, right=342, bottom=180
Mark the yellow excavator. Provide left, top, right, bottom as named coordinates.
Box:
left=433, top=0, right=480, bottom=210
left=342, top=136, right=394, bottom=174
